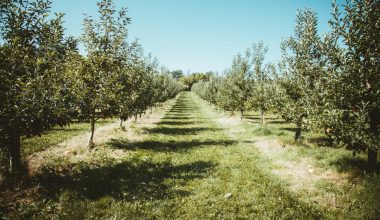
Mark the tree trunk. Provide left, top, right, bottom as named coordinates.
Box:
left=368, top=148, right=377, bottom=172
left=295, top=122, right=302, bottom=142
left=9, top=128, right=21, bottom=172
left=260, top=110, right=265, bottom=125
left=89, top=109, right=96, bottom=149
left=368, top=108, right=379, bottom=172
left=120, top=119, right=123, bottom=127
left=134, top=114, right=137, bottom=122
left=240, top=110, right=244, bottom=121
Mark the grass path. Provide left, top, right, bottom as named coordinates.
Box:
left=3, top=92, right=379, bottom=219
left=26, top=97, right=176, bottom=176
left=81, top=91, right=325, bottom=219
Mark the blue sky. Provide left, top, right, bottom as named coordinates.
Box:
left=51, top=0, right=337, bottom=73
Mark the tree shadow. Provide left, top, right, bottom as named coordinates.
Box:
left=308, top=136, right=336, bottom=148
left=165, top=112, right=193, bottom=115
left=244, top=116, right=261, bottom=120
left=49, top=127, right=82, bottom=132
left=169, top=108, right=199, bottom=112
left=331, top=155, right=380, bottom=175
left=161, top=116, right=194, bottom=120
left=157, top=121, right=197, bottom=126
left=163, top=114, right=195, bottom=118
left=169, top=111, right=199, bottom=114
left=242, top=140, right=256, bottom=144
left=143, top=126, right=219, bottom=135
left=280, top=127, right=298, bottom=132
left=244, top=115, right=278, bottom=119
left=245, top=118, right=289, bottom=125
left=244, top=115, right=282, bottom=122
left=108, top=138, right=237, bottom=152
left=170, top=106, right=193, bottom=109
left=267, top=120, right=290, bottom=125
left=33, top=160, right=217, bottom=202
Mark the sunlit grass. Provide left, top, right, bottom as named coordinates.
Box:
left=22, top=119, right=115, bottom=156
left=2, top=92, right=380, bottom=219
left=195, top=94, right=380, bottom=219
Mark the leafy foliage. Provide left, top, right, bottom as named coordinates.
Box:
left=192, top=1, right=380, bottom=168
left=249, top=42, right=279, bottom=124
left=0, top=0, right=76, bottom=170
left=318, top=0, right=380, bottom=170
left=278, top=9, right=324, bottom=141
left=0, top=0, right=183, bottom=171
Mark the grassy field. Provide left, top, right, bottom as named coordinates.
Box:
left=22, top=119, right=115, bottom=157
left=1, top=92, right=380, bottom=219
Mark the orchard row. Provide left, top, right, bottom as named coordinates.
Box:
left=192, top=1, right=380, bottom=171
left=0, top=0, right=185, bottom=172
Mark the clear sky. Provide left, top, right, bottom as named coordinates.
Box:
left=51, top=0, right=337, bottom=73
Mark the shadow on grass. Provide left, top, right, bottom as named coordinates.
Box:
left=143, top=126, right=221, bottom=135
left=266, top=120, right=290, bottom=125
left=166, top=111, right=193, bottom=114
left=242, top=115, right=257, bottom=120
left=48, top=127, right=83, bottom=132
left=157, top=121, right=197, bottom=126
left=34, top=160, right=216, bottom=201
left=108, top=138, right=237, bottom=152
left=162, top=114, right=197, bottom=120
left=244, top=116, right=289, bottom=125
left=332, top=155, right=380, bottom=175
left=308, top=136, right=335, bottom=148
left=169, top=109, right=200, bottom=113
left=279, top=127, right=298, bottom=133
left=244, top=115, right=278, bottom=120
left=164, top=114, right=194, bottom=119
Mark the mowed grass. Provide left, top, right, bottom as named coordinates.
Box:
left=197, top=95, right=380, bottom=219
left=241, top=111, right=380, bottom=173
left=0, top=119, right=114, bottom=182
left=2, top=92, right=380, bottom=219
left=22, top=119, right=114, bottom=156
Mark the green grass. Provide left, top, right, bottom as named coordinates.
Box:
left=22, top=119, right=114, bottom=156
left=2, top=92, right=380, bottom=219
left=239, top=109, right=380, bottom=174
left=0, top=119, right=115, bottom=182
left=200, top=98, right=380, bottom=219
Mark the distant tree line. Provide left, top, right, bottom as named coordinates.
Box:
left=168, top=70, right=214, bottom=91
left=0, top=0, right=185, bottom=172
left=192, top=0, right=380, bottom=171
